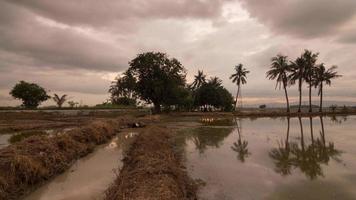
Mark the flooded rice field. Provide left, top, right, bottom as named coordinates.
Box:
left=171, top=116, right=356, bottom=200
left=23, top=131, right=137, bottom=200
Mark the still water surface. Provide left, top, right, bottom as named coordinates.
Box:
left=24, top=131, right=137, bottom=200
left=173, top=116, right=356, bottom=200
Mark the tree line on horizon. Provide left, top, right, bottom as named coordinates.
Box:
left=8, top=50, right=341, bottom=113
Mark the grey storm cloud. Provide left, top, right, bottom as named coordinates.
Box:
left=0, top=0, right=355, bottom=106
left=6, top=0, right=226, bottom=27
left=0, top=1, right=130, bottom=72
left=239, top=0, right=356, bottom=39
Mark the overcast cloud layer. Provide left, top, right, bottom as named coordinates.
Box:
left=0, top=0, right=355, bottom=106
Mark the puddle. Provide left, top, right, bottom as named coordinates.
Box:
left=0, top=134, right=11, bottom=149
left=174, top=116, right=356, bottom=200
left=24, top=131, right=137, bottom=200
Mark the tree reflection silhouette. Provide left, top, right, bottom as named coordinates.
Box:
left=188, top=127, right=233, bottom=154
left=231, top=118, right=250, bottom=162
left=270, top=116, right=342, bottom=180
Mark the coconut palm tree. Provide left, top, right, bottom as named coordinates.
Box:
left=53, top=94, right=68, bottom=108
left=313, top=64, right=341, bottom=112
left=289, top=57, right=305, bottom=113
left=266, top=54, right=292, bottom=113
left=302, top=50, right=319, bottom=113
left=190, top=70, right=206, bottom=90
left=230, top=64, right=250, bottom=111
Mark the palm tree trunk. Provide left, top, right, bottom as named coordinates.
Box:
left=320, top=116, right=326, bottom=146
left=283, top=81, right=290, bottom=113
left=319, top=82, right=323, bottom=113
left=234, top=85, right=240, bottom=111
left=298, top=117, right=305, bottom=151
left=308, top=81, right=312, bottom=113
left=310, top=117, right=314, bottom=145
left=298, top=77, right=302, bottom=113
left=285, top=117, right=290, bottom=149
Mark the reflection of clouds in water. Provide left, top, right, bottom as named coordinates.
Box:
left=106, top=139, right=118, bottom=149
left=106, top=132, right=138, bottom=149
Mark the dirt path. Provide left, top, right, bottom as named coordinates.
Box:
left=104, top=126, right=197, bottom=200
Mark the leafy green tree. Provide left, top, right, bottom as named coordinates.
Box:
left=266, top=54, right=292, bottom=113
left=127, top=52, right=186, bottom=113
left=230, top=64, right=249, bottom=111
left=313, top=64, right=341, bottom=112
left=109, top=70, right=137, bottom=105
left=52, top=94, right=68, bottom=108
left=10, top=81, right=50, bottom=108
left=194, top=78, right=233, bottom=111
left=190, top=70, right=206, bottom=90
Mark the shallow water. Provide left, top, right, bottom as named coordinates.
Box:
left=174, top=116, right=356, bottom=200
left=0, top=133, right=11, bottom=149
left=24, top=131, right=137, bottom=200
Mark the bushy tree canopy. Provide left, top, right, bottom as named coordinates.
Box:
left=194, top=78, right=233, bottom=111
left=127, top=52, right=187, bottom=112
left=10, top=81, right=50, bottom=108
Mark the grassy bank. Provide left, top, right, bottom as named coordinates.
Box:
left=104, top=126, right=197, bottom=200
left=0, top=117, right=135, bottom=200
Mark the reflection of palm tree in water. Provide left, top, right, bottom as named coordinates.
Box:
left=270, top=116, right=342, bottom=179
left=231, top=118, right=250, bottom=162
left=295, top=117, right=322, bottom=179
left=269, top=117, right=294, bottom=176
left=316, top=116, right=342, bottom=164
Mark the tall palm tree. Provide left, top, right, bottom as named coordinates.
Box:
left=230, top=64, right=250, bottom=111
left=190, top=70, right=206, bottom=90
left=53, top=94, right=68, bottom=108
left=266, top=54, right=292, bottom=113
left=289, top=57, right=305, bottom=113
left=313, top=64, right=341, bottom=112
left=302, top=50, right=319, bottom=113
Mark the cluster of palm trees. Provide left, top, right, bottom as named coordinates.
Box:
left=266, top=49, right=341, bottom=113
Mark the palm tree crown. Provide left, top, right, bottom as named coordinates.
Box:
left=314, top=64, right=341, bottom=94
left=313, top=64, right=341, bottom=112
left=191, top=70, right=206, bottom=90
left=230, top=64, right=249, bottom=86
left=266, top=55, right=291, bottom=89
left=53, top=94, right=68, bottom=108
left=266, top=54, right=292, bottom=113
left=230, top=64, right=250, bottom=110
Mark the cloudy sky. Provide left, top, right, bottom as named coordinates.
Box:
left=1, top=0, right=355, bottom=107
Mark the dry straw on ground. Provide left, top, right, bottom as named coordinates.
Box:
left=0, top=118, right=130, bottom=200
left=105, top=126, right=197, bottom=200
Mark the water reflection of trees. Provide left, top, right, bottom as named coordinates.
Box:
left=329, top=115, right=348, bottom=124
left=188, top=127, right=233, bottom=154
left=231, top=118, right=250, bottom=162
left=270, top=116, right=342, bottom=179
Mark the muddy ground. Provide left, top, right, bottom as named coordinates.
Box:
left=105, top=126, right=197, bottom=200
left=0, top=110, right=147, bottom=134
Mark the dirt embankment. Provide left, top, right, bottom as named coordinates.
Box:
left=104, top=126, right=197, bottom=200
left=0, top=117, right=133, bottom=200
